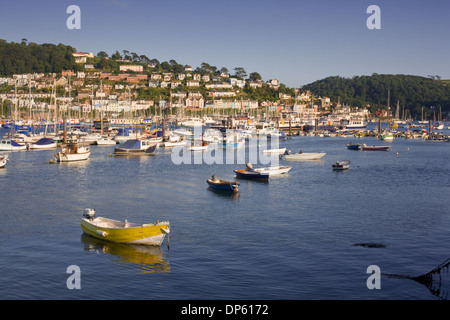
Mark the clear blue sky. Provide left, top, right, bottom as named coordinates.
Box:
left=0, top=0, right=449, bottom=87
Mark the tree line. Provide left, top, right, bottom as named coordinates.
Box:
left=0, top=40, right=81, bottom=76
left=302, top=74, right=450, bottom=119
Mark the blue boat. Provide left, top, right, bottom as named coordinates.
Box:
left=114, top=139, right=157, bottom=156
left=346, top=142, right=362, bottom=150
left=234, top=164, right=269, bottom=181
left=28, top=138, right=57, bottom=150
left=206, top=175, right=240, bottom=193
left=0, top=139, right=27, bottom=151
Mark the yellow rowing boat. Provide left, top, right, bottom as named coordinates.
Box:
left=80, top=209, right=170, bottom=246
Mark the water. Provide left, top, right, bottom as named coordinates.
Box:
left=0, top=126, right=449, bottom=300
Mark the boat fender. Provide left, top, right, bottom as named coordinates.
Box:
left=96, top=230, right=107, bottom=237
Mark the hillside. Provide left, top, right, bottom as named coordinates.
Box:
left=302, top=74, right=450, bottom=119
left=0, top=40, right=80, bottom=75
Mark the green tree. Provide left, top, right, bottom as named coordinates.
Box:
left=97, top=51, right=108, bottom=58
left=249, top=72, right=262, bottom=81
left=234, top=67, right=247, bottom=79
left=111, top=51, right=122, bottom=60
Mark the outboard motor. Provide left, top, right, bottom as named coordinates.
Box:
left=84, top=208, right=96, bottom=221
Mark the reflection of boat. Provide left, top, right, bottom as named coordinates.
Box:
left=55, top=143, right=91, bottom=162
left=28, top=137, right=57, bottom=150
left=206, top=175, right=240, bottom=193
left=234, top=164, right=269, bottom=181
left=362, top=144, right=390, bottom=151
left=332, top=160, right=351, bottom=170
left=114, top=139, right=157, bottom=156
left=81, top=234, right=170, bottom=273
left=346, top=142, right=362, bottom=150
left=0, top=139, right=27, bottom=151
left=281, top=150, right=326, bottom=161
left=0, top=154, right=8, bottom=168
left=81, top=209, right=170, bottom=246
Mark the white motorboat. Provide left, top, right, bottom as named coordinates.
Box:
left=79, top=133, right=103, bottom=145
left=173, top=128, right=193, bottom=137
left=0, top=139, right=27, bottom=151
left=281, top=150, right=326, bottom=161
left=163, top=140, right=187, bottom=148
left=251, top=164, right=292, bottom=175
left=263, top=147, right=286, bottom=155
left=95, top=137, right=117, bottom=146
left=332, top=160, right=351, bottom=170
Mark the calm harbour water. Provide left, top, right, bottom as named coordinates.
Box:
left=0, top=124, right=449, bottom=300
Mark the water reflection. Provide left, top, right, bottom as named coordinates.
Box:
left=58, top=159, right=90, bottom=169
left=207, top=187, right=240, bottom=201
left=81, top=234, right=170, bottom=273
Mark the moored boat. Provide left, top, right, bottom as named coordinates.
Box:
left=28, top=137, right=57, bottom=150
left=252, top=165, right=292, bottom=176
left=262, top=147, right=286, bottom=155
left=234, top=163, right=269, bottom=181
left=378, top=131, right=395, bottom=141
left=0, top=139, right=27, bottom=151
left=114, top=139, right=157, bottom=156
left=234, top=169, right=269, bottom=181
left=206, top=175, right=240, bottom=193
left=281, top=150, right=326, bottom=161
left=0, top=154, right=8, bottom=168
left=95, top=137, right=118, bottom=146
left=162, top=140, right=187, bottom=148
left=188, top=139, right=209, bottom=151
left=80, top=209, right=170, bottom=246
left=346, top=142, right=362, bottom=150
left=332, top=160, right=351, bottom=170
left=362, top=144, right=390, bottom=151
left=55, top=143, right=91, bottom=162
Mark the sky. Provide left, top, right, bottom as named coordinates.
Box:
left=0, top=0, right=449, bottom=88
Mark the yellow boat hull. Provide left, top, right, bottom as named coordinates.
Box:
left=81, top=217, right=170, bottom=246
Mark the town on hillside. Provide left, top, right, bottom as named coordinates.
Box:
left=0, top=51, right=410, bottom=130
